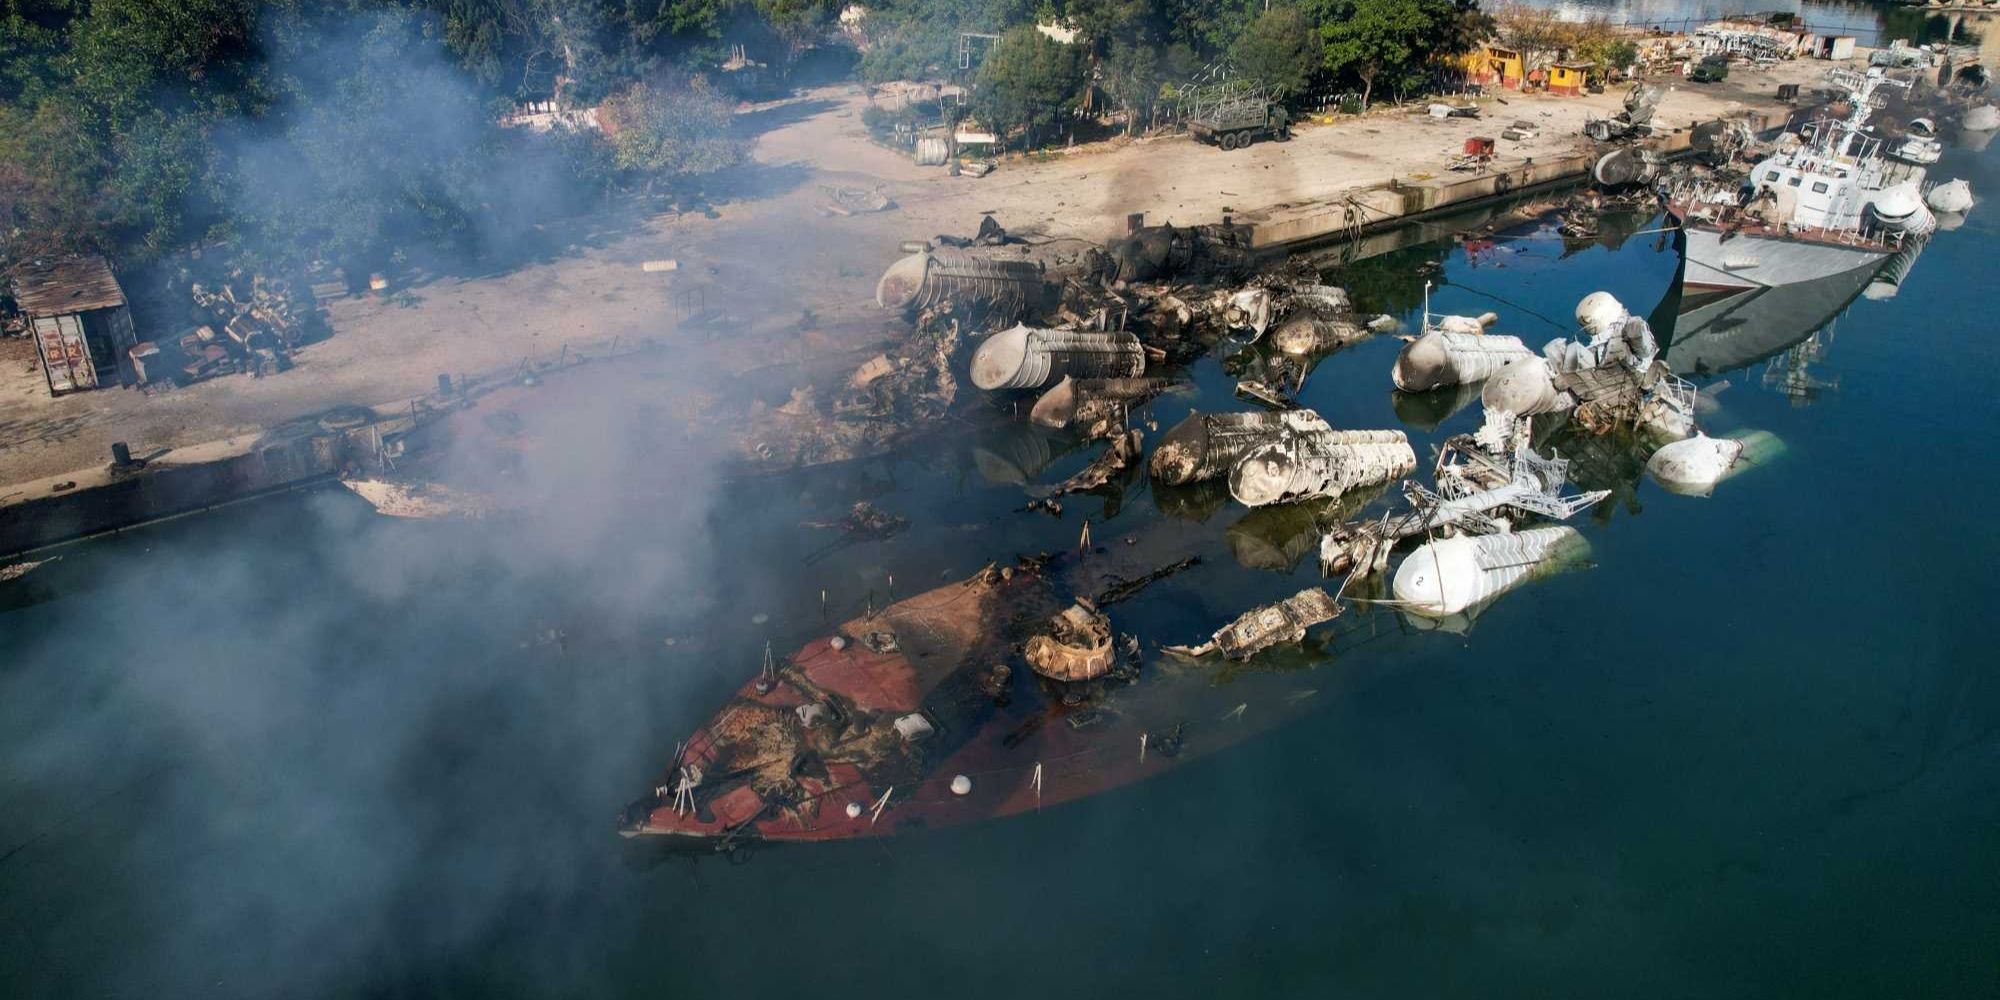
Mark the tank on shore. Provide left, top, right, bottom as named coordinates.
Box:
left=1149, top=410, right=1332, bottom=485
left=970, top=326, right=1146, bottom=391
left=1228, top=428, right=1416, bottom=507
left=1391, top=526, right=1587, bottom=617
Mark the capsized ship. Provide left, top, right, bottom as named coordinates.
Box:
left=618, top=542, right=1353, bottom=849
left=1665, top=68, right=1932, bottom=292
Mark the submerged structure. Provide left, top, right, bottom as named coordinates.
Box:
left=1228, top=428, right=1416, bottom=508
left=1149, top=410, right=1332, bottom=486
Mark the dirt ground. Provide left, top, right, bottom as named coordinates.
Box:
left=0, top=55, right=1839, bottom=488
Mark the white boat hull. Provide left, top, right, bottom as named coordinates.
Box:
left=1678, top=224, right=1890, bottom=292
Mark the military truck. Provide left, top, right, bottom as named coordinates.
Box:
left=1690, top=55, right=1730, bottom=83
left=1188, top=98, right=1292, bottom=150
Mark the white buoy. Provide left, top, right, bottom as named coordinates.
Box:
left=845, top=801, right=864, bottom=819
left=950, top=774, right=973, bottom=796
left=1392, top=526, right=1588, bottom=617
left=1928, top=178, right=1974, bottom=214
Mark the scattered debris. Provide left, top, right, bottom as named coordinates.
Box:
left=1094, top=555, right=1200, bottom=606
left=1029, top=376, right=1171, bottom=436
left=1166, top=587, right=1342, bottom=661
left=1043, top=429, right=1143, bottom=497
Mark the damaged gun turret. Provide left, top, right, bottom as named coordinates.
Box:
left=1165, top=587, right=1342, bottom=661
left=1149, top=410, right=1333, bottom=486
left=1391, top=315, right=1534, bottom=391
left=1229, top=428, right=1416, bottom=508
left=970, top=325, right=1146, bottom=391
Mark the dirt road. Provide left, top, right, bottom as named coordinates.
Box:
left=0, top=56, right=1832, bottom=486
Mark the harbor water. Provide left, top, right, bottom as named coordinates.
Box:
left=6, top=155, right=2000, bottom=999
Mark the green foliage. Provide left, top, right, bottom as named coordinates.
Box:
left=0, top=97, right=111, bottom=265
left=972, top=25, right=1085, bottom=147
left=1572, top=34, right=1636, bottom=83
left=603, top=75, right=746, bottom=176
left=1228, top=6, right=1321, bottom=99
left=63, top=0, right=258, bottom=123
left=1310, top=0, right=1480, bottom=108
left=852, top=0, right=1030, bottom=83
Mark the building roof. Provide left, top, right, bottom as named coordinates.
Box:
left=1554, top=60, right=1596, bottom=69
left=11, top=255, right=126, bottom=317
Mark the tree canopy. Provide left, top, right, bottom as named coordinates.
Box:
left=1229, top=6, right=1323, bottom=99
left=972, top=26, right=1086, bottom=148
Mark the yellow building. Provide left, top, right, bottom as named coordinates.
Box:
left=1548, top=61, right=1592, bottom=96
left=1460, top=45, right=1525, bottom=90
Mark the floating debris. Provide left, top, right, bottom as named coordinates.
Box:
left=1228, top=428, right=1416, bottom=508
left=1045, top=429, right=1143, bottom=497
left=1165, top=587, right=1342, bottom=661
left=1150, top=410, right=1331, bottom=486
left=1094, top=555, right=1201, bottom=606
left=1025, top=601, right=1116, bottom=681
left=1391, top=526, right=1589, bottom=618
left=1270, top=315, right=1369, bottom=357
left=1029, top=376, right=1171, bottom=435
left=1233, top=379, right=1296, bottom=410
left=970, top=326, right=1146, bottom=391
left=803, top=501, right=908, bottom=538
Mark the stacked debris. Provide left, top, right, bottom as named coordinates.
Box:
left=135, top=271, right=322, bottom=387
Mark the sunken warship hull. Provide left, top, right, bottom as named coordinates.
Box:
left=620, top=545, right=1349, bottom=850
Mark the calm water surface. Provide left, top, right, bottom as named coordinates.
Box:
left=5, top=146, right=1999, bottom=996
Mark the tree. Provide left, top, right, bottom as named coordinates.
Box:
left=0, top=97, right=112, bottom=273
left=601, top=75, right=745, bottom=179
left=972, top=26, right=1085, bottom=148
left=1489, top=3, right=1577, bottom=75
left=1312, top=0, right=1481, bottom=110
left=1229, top=6, right=1322, bottom=99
